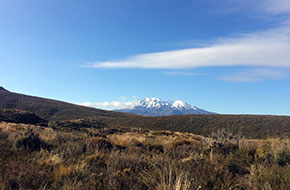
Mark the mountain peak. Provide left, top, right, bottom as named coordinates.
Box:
left=172, top=100, right=188, bottom=108
left=140, top=97, right=163, bottom=108
left=118, top=97, right=214, bottom=116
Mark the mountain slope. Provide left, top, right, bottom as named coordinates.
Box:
left=102, top=114, right=290, bottom=139
left=1, top=86, right=290, bottom=139
left=117, top=97, right=213, bottom=116
left=0, top=108, right=48, bottom=125
left=0, top=86, right=132, bottom=121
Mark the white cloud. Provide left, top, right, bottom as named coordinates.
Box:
left=221, top=68, right=289, bottom=82
left=165, top=71, right=201, bottom=76
left=88, top=0, right=290, bottom=71
left=90, top=26, right=290, bottom=69
left=264, top=0, right=290, bottom=15
left=79, top=97, right=140, bottom=110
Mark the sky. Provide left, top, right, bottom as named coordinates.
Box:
left=0, top=0, right=290, bottom=115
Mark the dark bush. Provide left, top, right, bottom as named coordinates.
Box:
left=276, top=149, right=290, bottom=166
left=86, top=137, right=114, bottom=152
left=16, top=130, right=52, bottom=152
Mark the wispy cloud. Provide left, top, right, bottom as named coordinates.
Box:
left=264, top=0, right=290, bottom=14
left=221, top=68, right=289, bottom=82
left=79, top=97, right=140, bottom=110
left=208, top=0, right=290, bottom=17
left=90, top=26, right=290, bottom=69
left=89, top=0, right=290, bottom=81
left=165, top=71, right=201, bottom=76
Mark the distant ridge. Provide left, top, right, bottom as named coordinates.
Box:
left=0, top=86, right=8, bottom=92
left=0, top=86, right=132, bottom=121
left=1, top=86, right=290, bottom=139
left=116, top=97, right=214, bottom=116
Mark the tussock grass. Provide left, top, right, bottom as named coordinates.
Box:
left=1, top=121, right=290, bottom=189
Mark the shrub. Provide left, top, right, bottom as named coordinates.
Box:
left=207, top=128, right=240, bottom=161
left=248, top=165, right=290, bottom=190
left=86, top=137, right=114, bottom=152
left=276, top=149, right=290, bottom=166
left=226, top=148, right=255, bottom=176
left=2, top=122, right=290, bottom=190
left=255, top=141, right=273, bottom=164
left=16, top=130, right=52, bottom=152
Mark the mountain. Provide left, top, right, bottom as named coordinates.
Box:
left=2, top=86, right=290, bottom=139
left=116, top=97, right=214, bottom=116
left=0, top=86, right=132, bottom=121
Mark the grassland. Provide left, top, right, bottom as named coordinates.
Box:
left=86, top=114, right=290, bottom=139
left=1, top=120, right=290, bottom=190
left=1, top=87, right=290, bottom=189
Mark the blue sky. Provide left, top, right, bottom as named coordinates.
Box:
left=1, top=0, right=290, bottom=115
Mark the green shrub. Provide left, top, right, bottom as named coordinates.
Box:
left=226, top=148, right=255, bottom=176
left=276, top=149, right=290, bottom=166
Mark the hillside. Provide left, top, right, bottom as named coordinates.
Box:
left=1, top=86, right=290, bottom=139
left=0, top=86, right=132, bottom=121
left=0, top=108, right=47, bottom=125
left=103, top=114, right=290, bottom=139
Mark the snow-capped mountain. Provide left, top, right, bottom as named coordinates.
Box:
left=116, top=97, right=214, bottom=116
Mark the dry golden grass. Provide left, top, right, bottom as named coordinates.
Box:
left=108, top=130, right=204, bottom=151
left=238, top=138, right=263, bottom=148
left=0, top=121, right=30, bottom=132
left=1, top=121, right=290, bottom=190
left=270, top=138, right=290, bottom=153
left=54, top=162, right=87, bottom=181
left=139, top=162, right=196, bottom=190
left=38, top=150, right=63, bottom=166
left=0, top=121, right=56, bottom=142
left=108, top=132, right=147, bottom=147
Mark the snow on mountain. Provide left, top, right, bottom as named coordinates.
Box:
left=116, top=97, right=214, bottom=116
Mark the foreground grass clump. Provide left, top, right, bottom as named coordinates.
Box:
left=0, top=121, right=290, bottom=190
